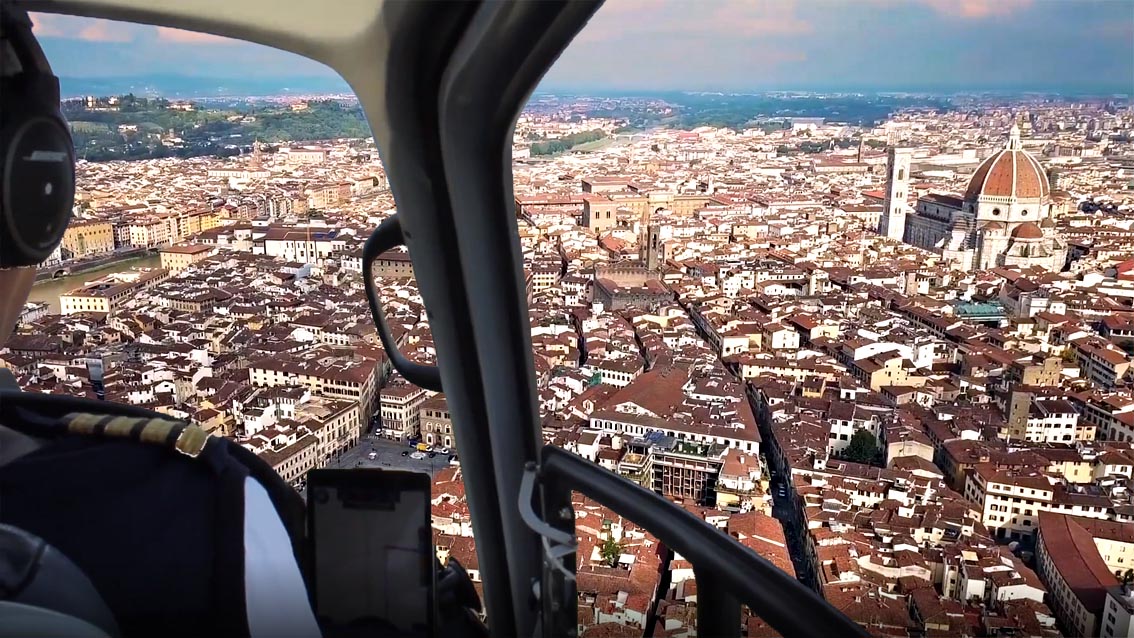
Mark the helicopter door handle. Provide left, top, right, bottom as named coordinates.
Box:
left=362, top=216, right=443, bottom=391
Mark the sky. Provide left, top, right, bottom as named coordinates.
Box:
left=31, top=0, right=1134, bottom=94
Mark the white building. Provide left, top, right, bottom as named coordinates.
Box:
left=1024, top=399, right=1082, bottom=444
left=1103, top=586, right=1134, bottom=638
left=380, top=381, right=431, bottom=440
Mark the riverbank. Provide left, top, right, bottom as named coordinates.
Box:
left=29, top=253, right=164, bottom=314
left=35, top=247, right=155, bottom=282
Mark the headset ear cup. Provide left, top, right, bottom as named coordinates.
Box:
left=0, top=78, right=75, bottom=268
left=0, top=9, right=76, bottom=268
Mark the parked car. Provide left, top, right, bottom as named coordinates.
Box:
left=368, top=451, right=377, bottom=460
left=439, top=447, right=450, bottom=455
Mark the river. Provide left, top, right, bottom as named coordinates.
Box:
left=28, top=254, right=163, bottom=314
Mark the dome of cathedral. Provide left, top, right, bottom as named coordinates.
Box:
left=1040, top=216, right=1055, bottom=228
left=964, top=124, right=1050, bottom=202
left=1011, top=222, right=1044, bottom=239
left=980, top=221, right=1007, bottom=232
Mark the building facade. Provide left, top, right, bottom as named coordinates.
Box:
left=379, top=381, right=431, bottom=440
left=62, top=221, right=115, bottom=258
left=419, top=394, right=454, bottom=449
left=159, top=244, right=215, bottom=273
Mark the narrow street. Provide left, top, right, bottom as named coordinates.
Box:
left=769, top=481, right=817, bottom=590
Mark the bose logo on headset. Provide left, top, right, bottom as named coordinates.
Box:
left=25, top=150, right=70, bottom=162
left=1, top=7, right=76, bottom=268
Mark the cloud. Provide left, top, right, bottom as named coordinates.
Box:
left=916, top=0, right=1033, bottom=19
left=32, top=13, right=230, bottom=45
left=29, top=13, right=66, bottom=37
left=76, top=20, right=134, bottom=42
left=32, top=13, right=137, bottom=42
left=578, top=0, right=811, bottom=43
left=155, top=27, right=234, bottom=44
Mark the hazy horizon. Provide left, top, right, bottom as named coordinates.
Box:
left=33, top=0, right=1134, bottom=97
left=54, top=73, right=1134, bottom=101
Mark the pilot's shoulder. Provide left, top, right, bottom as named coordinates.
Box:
left=61, top=411, right=212, bottom=459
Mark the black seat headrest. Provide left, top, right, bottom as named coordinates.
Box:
left=0, top=524, right=120, bottom=638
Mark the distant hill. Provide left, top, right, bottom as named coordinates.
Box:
left=59, top=74, right=353, bottom=99
left=64, top=95, right=370, bottom=161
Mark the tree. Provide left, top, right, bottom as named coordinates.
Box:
left=600, top=537, right=623, bottom=568
left=845, top=429, right=879, bottom=464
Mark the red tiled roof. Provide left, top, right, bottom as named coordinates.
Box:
left=1037, top=511, right=1118, bottom=614
left=965, top=148, right=1049, bottom=201
left=599, top=366, right=689, bottom=416
left=1011, top=222, right=1044, bottom=240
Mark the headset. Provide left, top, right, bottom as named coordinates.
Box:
left=0, top=6, right=75, bottom=268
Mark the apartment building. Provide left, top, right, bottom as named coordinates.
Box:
left=295, top=398, right=362, bottom=460
left=618, top=432, right=731, bottom=505
left=1036, top=511, right=1122, bottom=637
left=259, top=432, right=318, bottom=487
left=60, top=268, right=170, bottom=315
left=530, top=262, right=560, bottom=294
left=964, top=467, right=1111, bottom=542
left=260, top=226, right=346, bottom=264
left=372, top=249, right=415, bottom=278
left=593, top=357, right=644, bottom=387
left=379, top=380, right=431, bottom=440
left=247, top=352, right=380, bottom=421
left=591, top=410, right=761, bottom=455
left=1102, top=587, right=1134, bottom=638
left=1024, top=399, right=1086, bottom=443
left=1075, top=392, right=1134, bottom=443
left=306, top=182, right=352, bottom=209
left=1073, top=337, right=1133, bottom=389
left=62, top=221, right=115, bottom=257
left=159, top=244, right=215, bottom=273
left=286, top=146, right=328, bottom=165
left=419, top=393, right=454, bottom=449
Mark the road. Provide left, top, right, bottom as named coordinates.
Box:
left=326, top=437, right=452, bottom=477
left=769, top=477, right=818, bottom=589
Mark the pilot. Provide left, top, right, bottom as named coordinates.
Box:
left=0, top=8, right=320, bottom=637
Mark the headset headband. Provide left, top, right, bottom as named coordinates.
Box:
left=1, top=7, right=49, bottom=75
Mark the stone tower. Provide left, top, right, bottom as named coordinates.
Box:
left=879, top=147, right=912, bottom=242
left=642, top=223, right=663, bottom=271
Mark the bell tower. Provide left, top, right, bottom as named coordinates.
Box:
left=641, top=223, right=663, bottom=271
left=879, top=147, right=912, bottom=242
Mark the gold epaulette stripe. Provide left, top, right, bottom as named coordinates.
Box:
left=63, top=412, right=211, bottom=458
left=67, top=412, right=103, bottom=435
left=103, top=416, right=138, bottom=437
left=139, top=420, right=177, bottom=446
